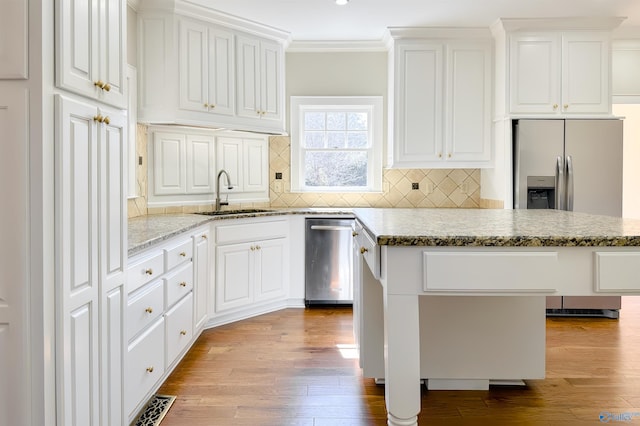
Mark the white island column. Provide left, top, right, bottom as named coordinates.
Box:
left=381, top=246, right=422, bottom=426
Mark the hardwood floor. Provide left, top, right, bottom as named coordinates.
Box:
left=157, top=298, right=640, bottom=425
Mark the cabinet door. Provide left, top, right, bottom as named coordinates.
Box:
left=208, top=27, right=235, bottom=116
left=236, top=35, right=261, bottom=120
left=562, top=32, right=610, bottom=114
left=243, top=138, right=268, bottom=192
left=56, top=0, right=126, bottom=108
left=56, top=95, right=100, bottom=426
left=186, top=134, right=214, bottom=193
left=0, top=0, right=27, bottom=78
left=216, top=137, right=243, bottom=193
left=445, top=41, right=492, bottom=163
left=509, top=34, right=560, bottom=114
left=254, top=238, right=287, bottom=302
left=259, top=40, right=282, bottom=121
left=215, top=243, right=253, bottom=312
left=153, top=132, right=186, bottom=195
left=393, top=42, right=443, bottom=166
left=165, top=292, right=194, bottom=368
left=0, top=88, right=29, bottom=426
left=98, top=106, right=126, bottom=426
left=193, top=230, right=210, bottom=330
left=179, top=19, right=209, bottom=113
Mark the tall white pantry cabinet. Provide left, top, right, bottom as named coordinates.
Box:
left=55, top=0, right=128, bottom=424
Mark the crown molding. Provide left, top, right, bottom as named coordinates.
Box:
left=496, top=17, right=626, bottom=32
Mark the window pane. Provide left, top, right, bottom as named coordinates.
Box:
left=304, top=151, right=368, bottom=187
left=347, top=131, right=368, bottom=148
left=304, top=112, right=325, bottom=130
left=327, top=131, right=346, bottom=148
left=327, top=112, right=346, bottom=130
left=348, top=112, right=367, bottom=130
left=304, top=131, right=325, bottom=148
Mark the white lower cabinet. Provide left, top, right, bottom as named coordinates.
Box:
left=211, top=218, right=289, bottom=324
left=125, top=224, right=209, bottom=422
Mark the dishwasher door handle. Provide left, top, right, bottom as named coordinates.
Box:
left=310, top=225, right=353, bottom=231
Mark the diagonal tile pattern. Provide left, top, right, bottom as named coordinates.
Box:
left=269, top=136, right=481, bottom=209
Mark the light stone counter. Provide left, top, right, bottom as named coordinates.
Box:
left=353, top=208, right=640, bottom=246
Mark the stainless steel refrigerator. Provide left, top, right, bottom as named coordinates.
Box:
left=513, top=119, right=623, bottom=317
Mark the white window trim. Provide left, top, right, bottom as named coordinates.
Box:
left=290, top=96, right=383, bottom=193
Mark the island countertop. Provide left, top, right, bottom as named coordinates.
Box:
left=352, top=208, right=640, bottom=247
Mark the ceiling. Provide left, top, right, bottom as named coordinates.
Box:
left=193, top=0, right=640, bottom=42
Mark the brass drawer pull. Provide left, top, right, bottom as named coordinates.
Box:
left=179, top=252, right=187, bottom=257
left=145, top=268, right=153, bottom=275
left=179, top=282, right=187, bottom=287
left=360, top=247, right=368, bottom=254
left=201, top=234, right=208, bottom=240
left=145, top=307, right=153, bottom=314
left=352, top=231, right=358, bottom=237
left=180, top=330, right=187, bottom=336
left=146, top=366, right=154, bottom=373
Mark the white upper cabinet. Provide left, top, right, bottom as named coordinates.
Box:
left=388, top=29, right=492, bottom=169
left=236, top=36, right=283, bottom=124
left=216, top=134, right=269, bottom=194
left=496, top=18, right=625, bottom=117
left=509, top=32, right=610, bottom=115
left=612, top=40, right=640, bottom=100
left=0, top=0, right=28, bottom=79
left=137, top=2, right=288, bottom=134
left=179, top=18, right=234, bottom=117
left=56, top=0, right=127, bottom=108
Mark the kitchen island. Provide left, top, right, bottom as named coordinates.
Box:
left=352, top=208, right=640, bottom=426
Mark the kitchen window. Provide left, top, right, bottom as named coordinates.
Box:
left=290, top=96, right=383, bottom=192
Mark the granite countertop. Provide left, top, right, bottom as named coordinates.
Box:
left=352, top=208, right=640, bottom=247
left=128, top=207, right=354, bottom=256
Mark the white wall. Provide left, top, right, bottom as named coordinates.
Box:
left=613, top=104, right=640, bottom=219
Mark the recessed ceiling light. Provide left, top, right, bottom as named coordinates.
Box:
left=335, top=0, right=349, bottom=5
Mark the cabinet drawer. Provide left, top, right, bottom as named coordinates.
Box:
left=126, top=317, right=165, bottom=417
left=127, top=280, right=164, bottom=340
left=216, top=219, right=288, bottom=245
left=165, top=292, right=194, bottom=369
left=166, top=262, right=193, bottom=308
left=165, top=238, right=193, bottom=272
left=128, top=251, right=164, bottom=294
left=356, top=228, right=380, bottom=279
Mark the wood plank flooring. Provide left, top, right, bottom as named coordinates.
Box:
left=157, top=298, right=640, bottom=425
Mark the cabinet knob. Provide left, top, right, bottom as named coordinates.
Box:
left=179, top=251, right=187, bottom=257
left=204, top=103, right=209, bottom=108
left=103, top=116, right=110, bottom=125
left=352, top=231, right=358, bottom=237
left=256, top=245, right=261, bottom=250
left=360, top=246, right=368, bottom=254
left=448, top=153, right=452, bottom=158
left=250, top=246, right=256, bottom=251
left=103, top=83, right=111, bottom=92
left=201, top=234, right=208, bottom=240
left=180, top=330, right=187, bottom=336
left=438, top=153, right=442, bottom=158
left=94, top=80, right=105, bottom=89
left=146, top=366, right=154, bottom=373
left=93, top=114, right=104, bottom=123
left=563, top=104, right=569, bottom=109
left=145, top=268, right=153, bottom=275
left=179, top=281, right=187, bottom=287
left=145, top=307, right=153, bottom=314
left=553, top=104, right=559, bottom=110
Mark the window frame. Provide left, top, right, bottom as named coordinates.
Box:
left=290, top=96, right=383, bottom=193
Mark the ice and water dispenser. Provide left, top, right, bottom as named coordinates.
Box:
left=526, top=176, right=555, bottom=209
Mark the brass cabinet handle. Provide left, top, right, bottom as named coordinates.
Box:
left=179, top=281, right=187, bottom=287
left=103, top=83, right=111, bottom=92
left=352, top=231, right=358, bottom=237
left=250, top=246, right=256, bottom=251
left=201, top=234, right=208, bottom=240
left=93, top=114, right=104, bottom=123
left=179, top=252, right=186, bottom=257
left=448, top=153, right=452, bottom=158
left=145, top=268, right=153, bottom=275
left=564, top=104, right=569, bottom=109
left=360, top=247, right=368, bottom=254
left=94, top=80, right=105, bottom=89
left=438, top=153, right=442, bottom=158
left=553, top=104, right=559, bottom=110
left=145, top=307, right=153, bottom=314
left=146, top=366, right=154, bottom=373
left=256, top=245, right=261, bottom=250
left=180, top=330, right=187, bottom=336
left=103, top=116, right=110, bottom=125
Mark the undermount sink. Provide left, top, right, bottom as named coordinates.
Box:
left=198, top=208, right=272, bottom=216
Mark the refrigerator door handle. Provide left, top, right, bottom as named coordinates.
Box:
left=555, top=156, right=565, bottom=210
left=566, top=155, right=574, bottom=211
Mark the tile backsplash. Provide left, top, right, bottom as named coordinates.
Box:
left=126, top=128, right=481, bottom=218
left=269, top=136, right=480, bottom=209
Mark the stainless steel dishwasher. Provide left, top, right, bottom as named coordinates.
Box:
left=305, top=218, right=354, bottom=305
